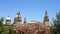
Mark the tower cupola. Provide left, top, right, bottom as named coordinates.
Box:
left=6, top=16, right=11, bottom=25
left=14, top=11, right=22, bottom=24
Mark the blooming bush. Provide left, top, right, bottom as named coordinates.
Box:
left=13, top=23, right=45, bottom=34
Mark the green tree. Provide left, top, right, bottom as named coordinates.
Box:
left=8, top=25, right=15, bottom=34
left=0, top=17, right=15, bottom=34
left=1, top=25, right=15, bottom=34
left=0, top=17, right=4, bottom=34
left=50, top=11, right=60, bottom=34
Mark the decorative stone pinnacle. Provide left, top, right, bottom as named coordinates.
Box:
left=45, top=10, right=48, bottom=16
left=17, top=11, right=20, bottom=15
left=24, top=17, right=27, bottom=23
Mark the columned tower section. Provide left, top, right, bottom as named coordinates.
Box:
left=43, top=11, right=49, bottom=34
left=14, top=11, right=22, bottom=24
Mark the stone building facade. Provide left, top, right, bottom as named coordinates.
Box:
left=5, top=11, right=50, bottom=34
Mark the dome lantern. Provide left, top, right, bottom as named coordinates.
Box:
left=6, top=16, right=11, bottom=20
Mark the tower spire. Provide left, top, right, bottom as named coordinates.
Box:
left=17, top=11, right=20, bottom=15
left=45, top=10, right=48, bottom=16
left=44, top=10, right=49, bottom=21
left=24, top=17, right=27, bottom=23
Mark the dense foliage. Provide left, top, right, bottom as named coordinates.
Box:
left=50, top=12, right=60, bottom=34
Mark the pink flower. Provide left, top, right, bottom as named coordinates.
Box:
left=13, top=23, right=45, bottom=34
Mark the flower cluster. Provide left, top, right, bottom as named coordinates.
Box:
left=13, top=23, right=45, bottom=34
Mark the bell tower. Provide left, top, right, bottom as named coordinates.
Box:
left=44, top=10, right=49, bottom=26
left=14, top=11, right=22, bottom=24
left=43, top=10, right=49, bottom=34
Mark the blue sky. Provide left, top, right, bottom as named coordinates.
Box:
left=0, top=0, right=60, bottom=24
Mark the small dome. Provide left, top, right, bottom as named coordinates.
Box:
left=6, top=16, right=11, bottom=20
